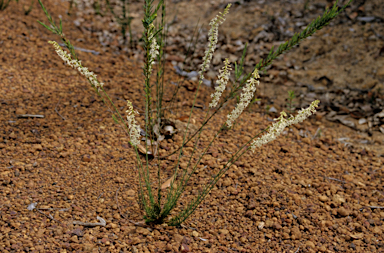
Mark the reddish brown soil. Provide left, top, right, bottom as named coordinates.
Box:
left=1, top=0, right=384, bottom=252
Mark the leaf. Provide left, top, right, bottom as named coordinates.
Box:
left=137, top=143, right=153, bottom=155
left=161, top=175, right=175, bottom=190
left=350, top=233, right=364, bottom=239
left=112, top=114, right=119, bottom=124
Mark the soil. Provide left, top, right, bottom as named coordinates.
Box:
left=1, top=0, right=384, bottom=252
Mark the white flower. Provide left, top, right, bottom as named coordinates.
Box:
left=209, top=58, right=231, bottom=108
left=226, top=69, right=260, bottom=127
left=199, top=4, right=231, bottom=80
left=48, top=41, right=104, bottom=91
left=146, top=24, right=160, bottom=75
left=250, top=100, right=320, bottom=151
left=126, top=101, right=141, bottom=147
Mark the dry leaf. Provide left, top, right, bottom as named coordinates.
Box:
left=137, top=143, right=153, bottom=155
left=161, top=175, right=175, bottom=190
left=350, top=233, right=364, bottom=239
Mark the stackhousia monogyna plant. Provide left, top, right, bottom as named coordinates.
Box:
left=37, top=0, right=351, bottom=225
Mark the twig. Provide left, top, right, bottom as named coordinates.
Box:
left=360, top=206, right=384, bottom=211
left=325, top=177, right=346, bottom=184
left=58, top=43, right=100, bottom=55
left=38, top=207, right=69, bottom=211
left=36, top=209, right=60, bottom=223
left=55, top=98, right=66, bottom=121
left=311, top=127, right=321, bottom=140
left=73, top=216, right=106, bottom=227
left=17, top=114, right=44, bottom=118
left=149, top=105, right=182, bottom=113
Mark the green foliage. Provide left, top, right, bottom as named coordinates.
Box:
left=106, top=0, right=134, bottom=46
left=0, top=0, right=17, bottom=11
left=286, top=90, right=296, bottom=114
left=0, top=0, right=12, bottom=11
left=37, top=0, right=78, bottom=60
left=23, top=0, right=34, bottom=15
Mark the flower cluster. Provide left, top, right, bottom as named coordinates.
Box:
left=48, top=41, right=104, bottom=91
left=126, top=101, right=141, bottom=147
left=250, top=100, right=320, bottom=151
left=209, top=58, right=231, bottom=108
left=226, top=69, right=260, bottom=127
left=147, top=24, right=160, bottom=75
left=198, top=4, right=231, bottom=80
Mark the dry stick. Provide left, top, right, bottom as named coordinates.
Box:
left=36, top=209, right=60, bottom=223
left=38, top=207, right=70, bottom=211
left=325, top=177, right=346, bottom=184
left=149, top=105, right=182, bottom=113
left=73, top=216, right=106, bottom=227
left=17, top=114, right=44, bottom=118
left=55, top=98, right=66, bottom=120
left=360, top=206, right=384, bottom=211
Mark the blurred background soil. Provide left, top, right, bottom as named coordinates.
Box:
left=66, top=0, right=384, bottom=155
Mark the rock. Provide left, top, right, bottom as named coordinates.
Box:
left=115, top=177, right=124, bottom=183
left=319, top=195, right=329, bottom=202
left=306, top=240, right=315, bottom=249
left=333, top=194, right=346, bottom=204
left=290, top=227, right=301, bottom=240
left=127, top=190, right=136, bottom=196
left=222, top=178, right=232, bottom=187
left=16, top=108, right=26, bottom=115
left=34, top=144, right=43, bottom=151
left=318, top=245, right=327, bottom=252
left=337, top=207, right=350, bottom=217
left=136, top=227, right=150, bottom=235
left=180, top=243, right=190, bottom=252
left=130, top=237, right=141, bottom=245
left=219, top=229, right=229, bottom=235
left=272, top=223, right=282, bottom=230
left=245, top=210, right=253, bottom=217
left=82, top=243, right=94, bottom=251
left=82, top=155, right=91, bottom=162
left=174, top=234, right=184, bottom=243
left=265, top=219, right=273, bottom=228
left=192, top=230, right=199, bottom=237
left=9, top=132, right=16, bottom=139
left=70, top=235, right=78, bottom=243
left=282, top=233, right=290, bottom=239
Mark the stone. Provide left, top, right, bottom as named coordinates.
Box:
left=306, top=240, right=315, bottom=249
left=337, top=207, right=350, bottom=217
left=174, top=234, right=184, bottom=243
left=136, top=227, right=150, bottom=235
left=219, top=229, right=229, bottom=235
left=290, top=227, right=301, bottom=240
left=115, top=177, right=125, bottom=183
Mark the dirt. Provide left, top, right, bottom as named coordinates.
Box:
left=1, top=0, right=384, bottom=252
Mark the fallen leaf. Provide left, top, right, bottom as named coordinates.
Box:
left=350, top=233, right=364, bottom=239
left=161, top=175, right=176, bottom=190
